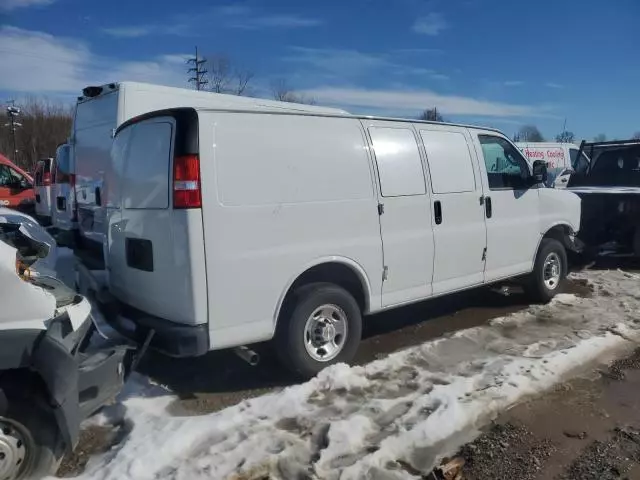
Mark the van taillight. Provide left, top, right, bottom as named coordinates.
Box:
left=173, top=155, right=201, bottom=209
left=43, top=172, right=52, bottom=186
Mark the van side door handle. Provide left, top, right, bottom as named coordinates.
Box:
left=485, top=196, right=492, bottom=219
left=434, top=200, right=443, bottom=225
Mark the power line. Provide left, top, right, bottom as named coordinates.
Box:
left=187, top=46, right=208, bottom=91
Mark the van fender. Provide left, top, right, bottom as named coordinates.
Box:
left=531, top=223, right=579, bottom=268
left=273, top=256, right=374, bottom=325
left=0, top=327, right=80, bottom=450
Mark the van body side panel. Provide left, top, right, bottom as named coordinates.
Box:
left=198, top=112, right=382, bottom=349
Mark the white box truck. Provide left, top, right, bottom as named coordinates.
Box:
left=77, top=90, right=583, bottom=378
left=516, top=142, right=591, bottom=188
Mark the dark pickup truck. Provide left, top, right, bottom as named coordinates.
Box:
left=567, top=139, right=640, bottom=257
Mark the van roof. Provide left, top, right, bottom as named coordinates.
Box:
left=81, top=81, right=504, bottom=135
left=193, top=107, right=504, bottom=134
left=78, top=81, right=350, bottom=115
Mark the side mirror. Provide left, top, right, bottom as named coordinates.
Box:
left=532, top=160, right=548, bottom=184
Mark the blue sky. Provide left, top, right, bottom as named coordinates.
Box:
left=1, top=0, right=639, bottom=140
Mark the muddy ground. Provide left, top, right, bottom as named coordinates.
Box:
left=451, top=347, right=640, bottom=480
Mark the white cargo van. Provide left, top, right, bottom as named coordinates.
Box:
left=51, top=143, right=76, bottom=237
left=71, top=82, right=347, bottom=255
left=83, top=103, right=582, bottom=378
left=517, top=142, right=590, bottom=188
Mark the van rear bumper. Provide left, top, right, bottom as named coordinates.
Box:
left=109, top=306, right=210, bottom=358
left=76, top=262, right=209, bottom=357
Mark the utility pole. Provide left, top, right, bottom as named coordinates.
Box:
left=5, top=100, right=21, bottom=162
left=187, top=47, right=208, bottom=91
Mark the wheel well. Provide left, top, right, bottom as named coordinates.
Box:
left=543, top=225, right=570, bottom=244
left=281, top=263, right=368, bottom=318
left=0, top=369, right=50, bottom=402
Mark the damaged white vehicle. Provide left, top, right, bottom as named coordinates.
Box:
left=0, top=209, right=133, bottom=480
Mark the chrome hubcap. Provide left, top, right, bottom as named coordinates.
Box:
left=543, top=252, right=562, bottom=290
left=0, top=420, right=27, bottom=480
left=304, top=304, right=348, bottom=362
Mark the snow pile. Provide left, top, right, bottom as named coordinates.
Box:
left=69, top=270, right=640, bottom=480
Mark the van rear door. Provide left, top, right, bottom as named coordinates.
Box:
left=108, top=111, right=207, bottom=327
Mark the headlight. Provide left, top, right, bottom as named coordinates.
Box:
left=15, top=254, right=31, bottom=280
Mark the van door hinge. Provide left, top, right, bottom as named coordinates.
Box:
left=377, top=203, right=385, bottom=215
left=382, top=266, right=389, bottom=281
left=482, top=247, right=487, bottom=261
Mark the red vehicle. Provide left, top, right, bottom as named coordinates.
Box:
left=0, top=153, right=35, bottom=213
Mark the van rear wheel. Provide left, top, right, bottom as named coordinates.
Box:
left=524, top=238, right=567, bottom=304
left=276, top=283, right=362, bottom=379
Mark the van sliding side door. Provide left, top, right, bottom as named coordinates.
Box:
left=362, top=119, right=434, bottom=307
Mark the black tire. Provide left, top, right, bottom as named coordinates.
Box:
left=0, top=386, right=64, bottom=480
left=524, top=238, right=568, bottom=304
left=275, top=283, right=362, bottom=379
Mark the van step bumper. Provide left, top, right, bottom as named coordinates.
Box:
left=108, top=309, right=209, bottom=358
left=76, top=262, right=209, bottom=358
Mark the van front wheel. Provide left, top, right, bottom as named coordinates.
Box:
left=276, top=283, right=362, bottom=379
left=524, top=238, right=567, bottom=304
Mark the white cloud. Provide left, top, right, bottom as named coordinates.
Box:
left=0, top=26, right=190, bottom=94
left=412, top=13, right=447, bottom=35
left=284, top=47, right=449, bottom=82
left=285, top=47, right=388, bottom=77
left=299, top=86, right=549, bottom=118
left=0, top=0, right=54, bottom=11
left=504, top=80, right=524, bottom=87
left=545, top=82, right=564, bottom=89
left=393, top=48, right=444, bottom=55
left=229, top=14, right=321, bottom=29
left=102, top=26, right=155, bottom=38
left=101, top=6, right=320, bottom=37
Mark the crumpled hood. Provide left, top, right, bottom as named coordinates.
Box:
left=0, top=239, right=56, bottom=330
left=0, top=207, right=58, bottom=277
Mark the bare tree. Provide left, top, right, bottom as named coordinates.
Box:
left=1, top=97, right=72, bottom=171
left=593, top=133, right=607, bottom=142
left=517, top=125, right=545, bottom=142
left=271, top=79, right=316, bottom=104
left=418, top=107, right=444, bottom=122
left=633, top=132, right=640, bottom=140
left=205, top=54, right=254, bottom=96
left=555, top=130, right=575, bottom=143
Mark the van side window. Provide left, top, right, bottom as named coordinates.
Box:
left=369, top=127, right=426, bottom=197
left=478, top=135, right=530, bottom=190
left=420, top=130, right=476, bottom=194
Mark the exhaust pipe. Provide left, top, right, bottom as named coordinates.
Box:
left=234, top=346, right=260, bottom=366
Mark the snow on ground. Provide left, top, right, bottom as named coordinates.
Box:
left=64, top=270, right=640, bottom=480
